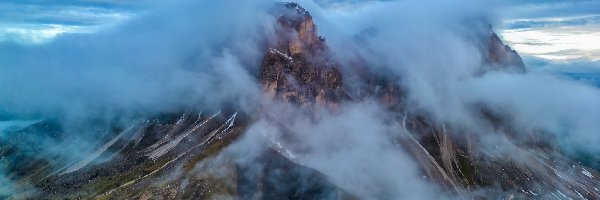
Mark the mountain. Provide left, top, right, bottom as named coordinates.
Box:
left=2, top=2, right=600, bottom=199
left=486, top=32, right=526, bottom=73
left=261, top=2, right=345, bottom=105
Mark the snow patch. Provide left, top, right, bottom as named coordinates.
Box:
left=528, top=189, right=538, bottom=196
left=269, top=48, right=292, bottom=61
left=574, top=189, right=587, bottom=200
left=224, top=112, right=237, bottom=131
left=148, top=111, right=220, bottom=160
left=582, top=169, right=594, bottom=178
left=284, top=2, right=309, bottom=14
left=402, top=114, right=431, bottom=155
left=556, top=190, right=571, bottom=200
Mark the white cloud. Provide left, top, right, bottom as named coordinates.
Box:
left=498, top=1, right=600, bottom=63
left=0, top=24, right=78, bottom=44
left=501, top=23, right=600, bottom=61
left=0, top=2, right=134, bottom=44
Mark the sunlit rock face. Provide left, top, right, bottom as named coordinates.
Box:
left=261, top=2, right=345, bottom=106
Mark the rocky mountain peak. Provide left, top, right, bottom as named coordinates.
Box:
left=281, top=2, right=318, bottom=55
left=486, top=32, right=527, bottom=73
left=258, top=4, right=600, bottom=199
left=260, top=3, right=345, bottom=105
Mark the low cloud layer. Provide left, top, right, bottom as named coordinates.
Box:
left=501, top=18, right=600, bottom=61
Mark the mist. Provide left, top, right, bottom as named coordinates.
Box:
left=0, top=0, right=278, bottom=123
left=0, top=0, right=276, bottom=196
left=295, top=0, right=600, bottom=154
left=222, top=0, right=600, bottom=198
left=232, top=102, right=452, bottom=199
left=0, top=0, right=274, bottom=172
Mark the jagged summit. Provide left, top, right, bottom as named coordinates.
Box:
left=487, top=32, right=526, bottom=73
left=283, top=2, right=310, bottom=15
left=261, top=2, right=345, bottom=105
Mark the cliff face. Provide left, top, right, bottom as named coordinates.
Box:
left=486, top=32, right=527, bottom=73
left=260, top=2, right=345, bottom=105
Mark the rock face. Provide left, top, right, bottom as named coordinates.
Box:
left=486, top=32, right=526, bottom=73
left=260, top=2, right=345, bottom=105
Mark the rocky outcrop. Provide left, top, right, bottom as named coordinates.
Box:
left=260, top=2, right=345, bottom=105
left=486, top=32, right=526, bottom=73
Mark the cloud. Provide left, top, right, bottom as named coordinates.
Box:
left=203, top=0, right=600, bottom=198
left=0, top=0, right=276, bottom=122
left=0, top=174, right=14, bottom=198
left=496, top=0, right=600, bottom=63
left=231, top=102, right=451, bottom=199
left=458, top=72, right=600, bottom=153
left=501, top=20, right=600, bottom=61
left=0, top=1, right=135, bottom=44
left=498, top=0, right=600, bottom=20
left=301, top=0, right=498, bottom=122
left=215, top=2, right=502, bottom=197
left=113, top=1, right=600, bottom=199
left=503, top=14, right=600, bottom=29
left=301, top=0, right=600, bottom=170
left=0, top=0, right=276, bottom=195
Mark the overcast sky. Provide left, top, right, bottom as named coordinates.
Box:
left=497, top=0, right=600, bottom=72
left=0, top=0, right=598, bottom=72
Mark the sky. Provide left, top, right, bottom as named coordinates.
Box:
left=0, top=0, right=135, bottom=43
left=497, top=0, right=600, bottom=73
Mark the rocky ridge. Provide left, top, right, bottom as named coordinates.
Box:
left=261, top=2, right=345, bottom=106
